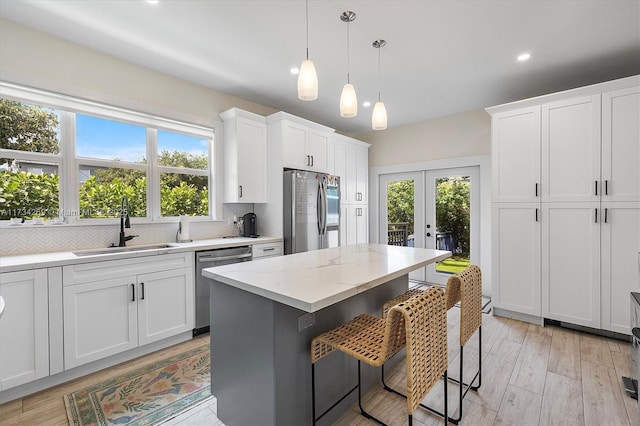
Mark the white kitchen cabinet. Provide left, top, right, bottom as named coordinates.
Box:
left=334, top=135, right=370, bottom=205
left=63, top=253, right=194, bottom=369
left=542, top=95, right=601, bottom=203
left=600, top=203, right=640, bottom=334
left=542, top=203, right=601, bottom=328
left=138, top=267, right=194, bottom=346
left=63, top=276, right=138, bottom=369
left=343, top=205, right=368, bottom=245
left=488, top=75, right=639, bottom=331
left=252, top=242, right=283, bottom=259
left=220, top=108, right=268, bottom=203
left=491, top=106, right=541, bottom=203
left=602, top=86, right=640, bottom=202
left=268, top=112, right=332, bottom=173
left=0, top=269, right=49, bottom=391
left=491, top=203, right=541, bottom=317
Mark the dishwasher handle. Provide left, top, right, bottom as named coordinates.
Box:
left=198, top=253, right=252, bottom=263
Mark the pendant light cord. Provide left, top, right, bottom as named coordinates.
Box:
left=305, top=0, right=309, bottom=60
left=377, top=45, right=381, bottom=102
left=346, top=21, right=351, bottom=84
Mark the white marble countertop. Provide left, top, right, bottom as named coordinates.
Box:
left=203, top=243, right=451, bottom=313
left=0, top=236, right=281, bottom=273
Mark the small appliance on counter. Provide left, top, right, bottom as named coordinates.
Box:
left=241, top=212, right=258, bottom=237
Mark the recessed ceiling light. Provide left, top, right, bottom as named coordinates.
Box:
left=290, top=67, right=300, bottom=75
left=146, top=0, right=159, bottom=4
left=362, top=101, right=371, bottom=108
left=517, top=52, right=531, bottom=62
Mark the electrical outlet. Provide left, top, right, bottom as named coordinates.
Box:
left=298, top=312, right=315, bottom=331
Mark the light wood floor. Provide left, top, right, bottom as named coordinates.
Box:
left=1, top=312, right=637, bottom=426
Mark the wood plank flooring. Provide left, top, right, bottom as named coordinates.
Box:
left=0, top=311, right=637, bottom=426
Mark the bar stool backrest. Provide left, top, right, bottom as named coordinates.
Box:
left=389, top=286, right=447, bottom=415
left=445, top=264, right=482, bottom=346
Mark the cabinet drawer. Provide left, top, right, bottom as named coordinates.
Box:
left=252, top=242, right=283, bottom=258
left=63, top=252, right=193, bottom=285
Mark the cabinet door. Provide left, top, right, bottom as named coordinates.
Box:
left=339, top=205, right=348, bottom=246
left=355, top=205, right=369, bottom=244
left=0, top=269, right=49, bottom=390
left=282, top=121, right=309, bottom=170
left=354, top=145, right=368, bottom=204
left=345, top=145, right=359, bottom=203
left=236, top=117, right=268, bottom=203
left=137, top=268, right=194, bottom=346
left=601, top=203, right=640, bottom=334
left=492, top=106, right=541, bottom=202
left=308, top=130, right=328, bottom=172
left=64, top=277, right=138, bottom=369
left=542, top=203, right=600, bottom=328
left=602, top=86, right=640, bottom=202
left=492, top=203, right=541, bottom=316
left=334, top=141, right=349, bottom=204
left=542, top=96, right=601, bottom=202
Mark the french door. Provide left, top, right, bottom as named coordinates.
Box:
left=379, top=166, right=479, bottom=285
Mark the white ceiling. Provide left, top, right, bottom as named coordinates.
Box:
left=1, top=0, right=639, bottom=135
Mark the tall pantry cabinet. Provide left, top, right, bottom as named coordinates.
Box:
left=488, top=76, right=639, bottom=334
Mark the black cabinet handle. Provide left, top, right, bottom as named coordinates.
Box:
left=141, top=282, right=145, bottom=300
left=535, top=208, right=539, bottom=222
left=595, top=208, right=598, bottom=223
left=535, top=183, right=538, bottom=197
left=310, top=155, right=314, bottom=167
left=605, top=180, right=609, bottom=195
left=604, top=208, right=608, bottom=223
left=307, top=155, right=311, bottom=166
left=595, top=180, right=598, bottom=196
left=239, top=185, right=243, bottom=198
left=131, top=283, right=135, bottom=302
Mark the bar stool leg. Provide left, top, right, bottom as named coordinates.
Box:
left=311, top=363, right=316, bottom=426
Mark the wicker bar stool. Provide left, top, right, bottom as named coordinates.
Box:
left=381, top=265, right=483, bottom=425
left=311, top=286, right=449, bottom=426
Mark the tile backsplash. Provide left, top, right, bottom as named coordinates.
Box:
left=0, top=206, right=254, bottom=256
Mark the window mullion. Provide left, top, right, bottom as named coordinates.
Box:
left=61, top=111, right=77, bottom=223
left=148, top=128, right=159, bottom=220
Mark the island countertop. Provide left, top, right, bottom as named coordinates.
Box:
left=202, top=243, right=451, bottom=312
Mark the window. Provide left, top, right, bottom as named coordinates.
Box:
left=0, top=99, right=62, bottom=220
left=0, top=83, right=214, bottom=223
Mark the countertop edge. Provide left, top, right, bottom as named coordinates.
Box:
left=0, top=236, right=282, bottom=273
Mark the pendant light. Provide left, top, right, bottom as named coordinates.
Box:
left=339, top=11, right=357, bottom=118
left=372, top=39, right=388, bottom=130
left=297, top=0, right=318, bottom=101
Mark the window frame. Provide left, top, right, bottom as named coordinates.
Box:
left=0, top=82, right=216, bottom=224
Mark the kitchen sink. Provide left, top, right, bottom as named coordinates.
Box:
left=73, top=243, right=177, bottom=257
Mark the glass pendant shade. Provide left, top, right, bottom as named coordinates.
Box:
left=340, top=83, right=357, bottom=118
left=297, top=59, right=318, bottom=101
left=372, top=101, right=387, bottom=130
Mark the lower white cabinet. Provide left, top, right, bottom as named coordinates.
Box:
left=63, top=253, right=194, bottom=369
left=341, top=205, right=368, bottom=245
left=542, top=203, right=601, bottom=328
left=0, top=269, right=49, bottom=391
left=252, top=242, right=283, bottom=259
left=492, top=203, right=541, bottom=317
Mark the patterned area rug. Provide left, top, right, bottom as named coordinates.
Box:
left=64, top=344, right=211, bottom=426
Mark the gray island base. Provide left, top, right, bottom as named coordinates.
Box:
left=204, top=244, right=451, bottom=426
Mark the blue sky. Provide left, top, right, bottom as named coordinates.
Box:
left=76, top=114, right=208, bottom=162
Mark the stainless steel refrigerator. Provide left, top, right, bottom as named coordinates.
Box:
left=283, top=169, right=340, bottom=254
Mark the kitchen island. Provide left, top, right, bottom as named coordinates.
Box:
left=202, top=243, right=451, bottom=426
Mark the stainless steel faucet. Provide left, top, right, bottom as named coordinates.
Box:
left=118, top=196, right=137, bottom=247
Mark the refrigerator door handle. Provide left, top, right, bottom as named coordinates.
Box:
left=319, top=179, right=327, bottom=236
left=316, top=180, right=324, bottom=236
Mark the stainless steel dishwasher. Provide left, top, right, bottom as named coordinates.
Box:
left=194, top=246, right=252, bottom=336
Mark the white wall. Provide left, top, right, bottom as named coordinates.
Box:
left=357, top=108, right=491, bottom=167
left=0, top=19, right=279, bottom=255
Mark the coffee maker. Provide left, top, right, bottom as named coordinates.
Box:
left=241, top=213, right=258, bottom=237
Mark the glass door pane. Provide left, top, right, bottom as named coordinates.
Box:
left=379, top=172, right=424, bottom=282
left=425, top=167, right=479, bottom=285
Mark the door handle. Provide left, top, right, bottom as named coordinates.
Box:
left=141, top=282, right=145, bottom=300
left=310, top=155, right=314, bottom=167
left=131, top=283, right=135, bottom=302
left=239, top=185, right=243, bottom=198
left=595, top=180, right=598, bottom=196
left=535, top=183, right=538, bottom=197
left=604, top=208, right=608, bottom=223
left=595, top=208, right=598, bottom=223
left=605, top=180, right=609, bottom=195
left=535, top=208, right=539, bottom=222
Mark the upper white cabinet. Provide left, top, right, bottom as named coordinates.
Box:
left=220, top=108, right=268, bottom=203
left=602, top=86, right=640, bottom=202
left=268, top=112, right=333, bottom=173
left=63, top=253, right=194, bottom=368
left=491, top=106, right=541, bottom=203
left=488, top=75, right=640, bottom=333
left=542, top=95, right=601, bottom=202
left=0, top=269, right=50, bottom=391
